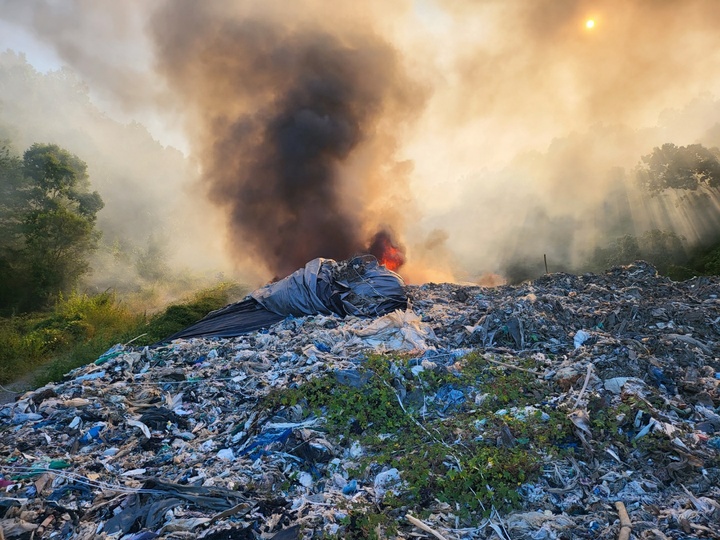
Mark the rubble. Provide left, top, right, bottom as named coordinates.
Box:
left=1, top=261, right=720, bottom=539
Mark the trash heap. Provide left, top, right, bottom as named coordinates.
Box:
left=2, top=261, right=720, bottom=539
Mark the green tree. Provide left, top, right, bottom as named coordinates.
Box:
left=0, top=143, right=104, bottom=313
left=0, top=141, right=26, bottom=243
left=135, top=234, right=171, bottom=282
left=591, top=234, right=641, bottom=271
left=0, top=141, right=29, bottom=309
left=637, top=229, right=687, bottom=274
left=637, top=143, right=720, bottom=193
left=22, top=144, right=104, bottom=308
left=590, top=230, right=687, bottom=276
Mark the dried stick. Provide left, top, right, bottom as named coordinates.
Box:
left=123, top=333, right=148, bottom=346
left=615, top=501, right=632, bottom=540
left=406, top=514, right=451, bottom=540
left=484, top=356, right=538, bottom=375
left=573, top=363, right=594, bottom=409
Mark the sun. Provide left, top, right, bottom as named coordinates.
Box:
left=585, top=19, right=595, bottom=29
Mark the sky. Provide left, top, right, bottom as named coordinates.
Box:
left=3, top=0, right=720, bottom=284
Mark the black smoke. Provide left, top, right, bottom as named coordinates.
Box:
left=151, top=3, right=419, bottom=276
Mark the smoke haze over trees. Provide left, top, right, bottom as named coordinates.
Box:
left=3, top=2, right=720, bottom=284
left=0, top=51, right=232, bottom=298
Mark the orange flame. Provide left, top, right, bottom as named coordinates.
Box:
left=379, top=244, right=404, bottom=271
left=367, top=230, right=405, bottom=272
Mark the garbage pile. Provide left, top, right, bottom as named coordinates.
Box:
left=2, top=261, right=720, bottom=539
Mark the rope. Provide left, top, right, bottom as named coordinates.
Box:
left=344, top=257, right=408, bottom=317
left=0, top=384, right=23, bottom=394
left=0, top=466, right=165, bottom=495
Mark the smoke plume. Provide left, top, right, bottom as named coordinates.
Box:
left=149, top=2, right=420, bottom=277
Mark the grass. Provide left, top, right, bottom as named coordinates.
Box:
left=0, top=282, right=247, bottom=387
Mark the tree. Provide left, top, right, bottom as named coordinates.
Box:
left=590, top=229, right=687, bottom=276
left=135, top=234, right=171, bottom=282
left=637, top=143, right=720, bottom=194
left=0, top=143, right=104, bottom=312
left=0, top=141, right=29, bottom=309
left=0, top=141, right=26, bottom=245
left=591, top=234, right=641, bottom=271
left=637, top=229, right=687, bottom=274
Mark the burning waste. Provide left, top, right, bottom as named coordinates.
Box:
left=367, top=230, right=406, bottom=273
left=150, top=2, right=422, bottom=278
left=2, top=261, right=720, bottom=538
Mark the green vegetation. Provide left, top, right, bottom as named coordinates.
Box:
left=587, top=229, right=720, bottom=281
left=590, top=229, right=689, bottom=277
left=0, top=142, right=104, bottom=314
left=0, top=131, right=250, bottom=390
left=335, top=509, right=399, bottom=540
left=584, top=143, right=720, bottom=279
left=0, top=282, right=246, bottom=386
left=685, top=242, right=720, bottom=277
left=266, top=353, right=574, bottom=529
left=637, top=143, right=720, bottom=193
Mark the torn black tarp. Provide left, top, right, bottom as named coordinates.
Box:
left=162, top=298, right=285, bottom=341
left=164, top=256, right=407, bottom=341
left=252, top=255, right=407, bottom=318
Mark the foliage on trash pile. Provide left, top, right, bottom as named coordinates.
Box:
left=265, top=352, right=574, bottom=523
left=0, top=282, right=246, bottom=385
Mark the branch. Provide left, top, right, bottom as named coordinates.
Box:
left=615, top=501, right=632, bottom=540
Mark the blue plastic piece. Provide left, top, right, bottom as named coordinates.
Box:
left=648, top=366, right=665, bottom=387
left=342, top=479, right=358, bottom=495
left=314, top=342, right=331, bottom=353
left=73, top=371, right=106, bottom=382
left=79, top=425, right=105, bottom=444
left=239, top=428, right=293, bottom=459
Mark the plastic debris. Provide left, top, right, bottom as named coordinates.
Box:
left=1, top=261, right=719, bottom=538
left=373, top=468, right=402, bottom=502
left=354, top=309, right=437, bottom=350
left=573, top=329, right=591, bottom=349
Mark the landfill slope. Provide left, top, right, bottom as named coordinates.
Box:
left=1, top=261, right=720, bottom=539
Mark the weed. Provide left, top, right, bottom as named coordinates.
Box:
left=266, top=352, right=567, bottom=521
left=0, top=282, right=246, bottom=385
left=132, top=282, right=247, bottom=345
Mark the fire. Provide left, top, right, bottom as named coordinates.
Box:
left=367, top=230, right=405, bottom=272
left=379, top=244, right=404, bottom=271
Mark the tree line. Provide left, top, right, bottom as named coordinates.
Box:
left=0, top=142, right=103, bottom=314
left=503, top=142, right=720, bottom=283
left=2, top=138, right=720, bottom=311
left=601, top=143, right=720, bottom=278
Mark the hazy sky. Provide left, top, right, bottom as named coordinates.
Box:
left=3, top=0, right=720, bottom=283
